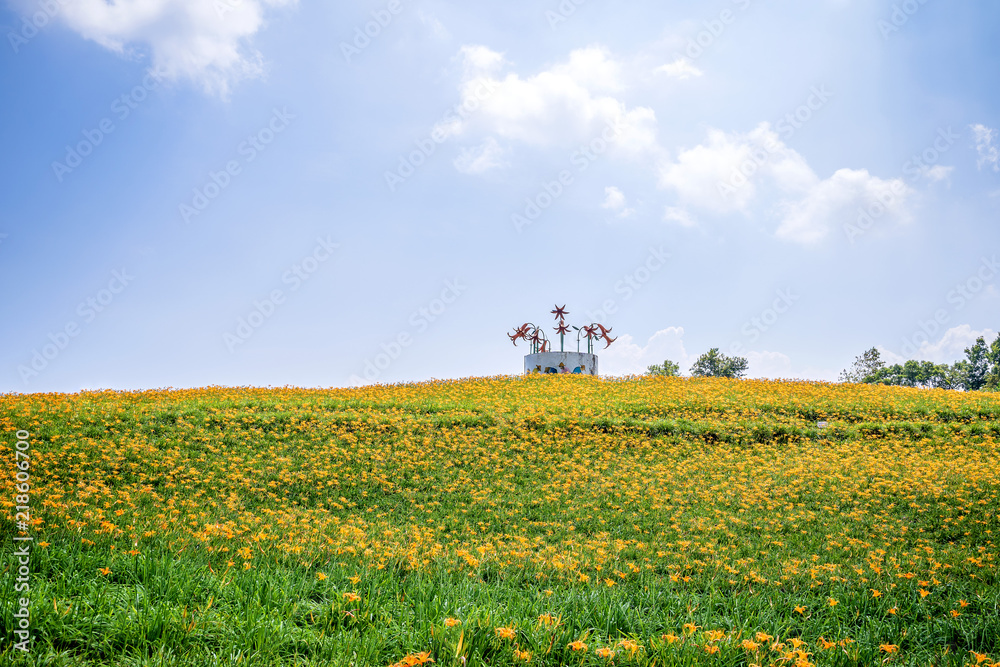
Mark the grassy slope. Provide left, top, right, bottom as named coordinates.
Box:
left=1, top=376, right=999, bottom=666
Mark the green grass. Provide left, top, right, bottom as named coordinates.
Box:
left=1, top=377, right=998, bottom=666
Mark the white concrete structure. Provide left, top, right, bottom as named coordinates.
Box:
left=524, top=352, right=598, bottom=376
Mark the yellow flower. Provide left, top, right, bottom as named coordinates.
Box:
left=402, top=651, right=434, bottom=665
left=741, top=639, right=760, bottom=652
left=661, top=634, right=679, bottom=645
left=495, top=627, right=516, bottom=640
left=99, top=567, right=111, bottom=576
left=970, top=651, right=989, bottom=665
left=537, top=614, right=559, bottom=627
left=343, top=592, right=361, bottom=603
left=683, top=623, right=700, bottom=635
left=879, top=644, right=899, bottom=654
left=595, top=647, right=615, bottom=659
left=828, top=598, right=838, bottom=607
left=871, top=589, right=881, bottom=598
left=794, top=605, right=806, bottom=614
left=316, top=572, right=327, bottom=581
left=959, top=599, right=970, bottom=608
left=704, top=645, right=720, bottom=654
left=704, top=630, right=726, bottom=643
left=817, top=637, right=836, bottom=650
left=950, top=609, right=961, bottom=618
left=887, top=607, right=898, bottom=615
left=919, top=589, right=930, bottom=598
left=513, top=649, right=532, bottom=662
left=444, top=618, right=461, bottom=627
left=616, top=639, right=640, bottom=654
left=568, top=640, right=587, bottom=652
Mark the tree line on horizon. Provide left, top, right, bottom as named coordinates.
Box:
left=646, top=348, right=749, bottom=379
left=645, top=334, right=1000, bottom=392
left=837, top=333, right=1000, bottom=391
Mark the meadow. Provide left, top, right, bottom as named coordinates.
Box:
left=1, top=375, right=998, bottom=666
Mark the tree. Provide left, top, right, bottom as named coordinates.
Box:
left=647, top=359, right=681, bottom=377
left=964, top=337, right=991, bottom=391
left=937, top=362, right=969, bottom=391
left=690, top=348, right=749, bottom=379
left=838, top=347, right=885, bottom=384
left=868, top=360, right=962, bottom=389
left=986, top=334, right=1000, bottom=390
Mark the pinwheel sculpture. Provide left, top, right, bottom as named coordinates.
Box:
left=575, top=322, right=618, bottom=353
left=509, top=305, right=617, bottom=354
left=508, top=322, right=550, bottom=354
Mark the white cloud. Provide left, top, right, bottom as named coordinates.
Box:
left=599, top=327, right=692, bottom=376
left=456, top=44, right=506, bottom=77
left=601, top=186, right=626, bottom=209
left=922, top=164, right=954, bottom=183
left=663, top=206, right=696, bottom=227
left=881, top=324, right=998, bottom=365
left=744, top=351, right=793, bottom=379
left=418, top=11, right=450, bottom=40
left=655, top=57, right=702, bottom=80
left=438, top=45, right=659, bottom=156
left=601, top=186, right=635, bottom=217
left=601, top=328, right=797, bottom=379
left=775, top=168, right=910, bottom=244
left=31, top=0, right=296, bottom=96
left=454, top=138, right=509, bottom=174
left=553, top=46, right=626, bottom=93
left=658, top=122, right=912, bottom=244
left=971, top=124, right=999, bottom=172
left=659, top=123, right=814, bottom=214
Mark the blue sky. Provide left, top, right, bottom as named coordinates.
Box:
left=2, top=0, right=999, bottom=393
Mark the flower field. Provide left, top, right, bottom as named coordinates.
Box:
left=1, top=375, right=999, bottom=666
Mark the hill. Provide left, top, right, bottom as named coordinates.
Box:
left=1, top=376, right=998, bottom=666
